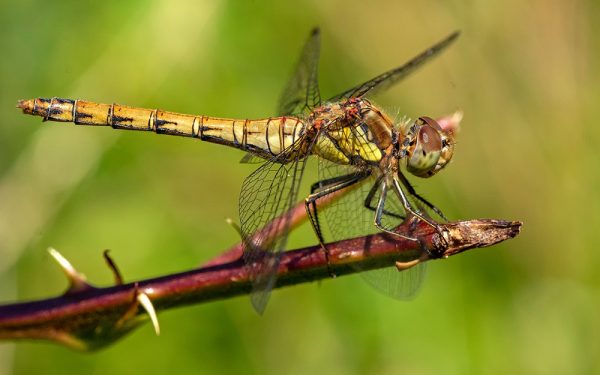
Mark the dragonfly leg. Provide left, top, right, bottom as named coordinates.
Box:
left=397, top=172, right=448, bottom=221
left=307, top=172, right=370, bottom=244
left=373, top=181, right=417, bottom=241
left=309, top=174, right=362, bottom=194
left=305, top=172, right=369, bottom=275
left=392, top=176, right=447, bottom=257
left=307, top=173, right=361, bottom=246
left=363, top=175, right=405, bottom=219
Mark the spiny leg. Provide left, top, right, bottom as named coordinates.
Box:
left=373, top=181, right=417, bottom=241
left=307, top=173, right=362, bottom=244
left=363, top=175, right=405, bottom=219
left=307, top=172, right=371, bottom=244
left=305, top=172, right=369, bottom=274
left=391, top=176, right=441, bottom=228
left=391, top=176, right=447, bottom=257
left=397, top=172, right=448, bottom=221
left=310, top=173, right=361, bottom=194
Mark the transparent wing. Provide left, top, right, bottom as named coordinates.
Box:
left=354, top=172, right=427, bottom=299
left=315, top=123, right=425, bottom=299
left=277, top=28, right=322, bottom=116
left=239, top=137, right=311, bottom=314
left=360, top=265, right=426, bottom=300
left=327, top=31, right=460, bottom=102
left=239, top=153, right=266, bottom=164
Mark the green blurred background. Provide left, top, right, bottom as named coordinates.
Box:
left=1, top=0, right=599, bottom=373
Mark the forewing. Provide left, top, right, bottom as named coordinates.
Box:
left=327, top=31, right=459, bottom=102
left=239, top=138, right=310, bottom=314
left=277, top=28, right=322, bottom=116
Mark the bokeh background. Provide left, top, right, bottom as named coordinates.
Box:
left=1, top=0, right=598, bottom=374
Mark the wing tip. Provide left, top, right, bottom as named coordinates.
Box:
left=250, top=293, right=268, bottom=315
left=451, top=30, right=461, bottom=38
left=441, top=30, right=461, bottom=47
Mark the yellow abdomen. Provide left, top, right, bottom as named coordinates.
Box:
left=17, top=97, right=307, bottom=161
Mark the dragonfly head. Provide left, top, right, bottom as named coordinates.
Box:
left=404, top=116, right=456, bottom=178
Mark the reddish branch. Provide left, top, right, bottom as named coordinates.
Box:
left=0, top=217, right=521, bottom=351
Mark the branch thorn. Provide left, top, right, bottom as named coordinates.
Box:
left=225, top=217, right=244, bottom=240
left=115, top=283, right=161, bottom=336
left=395, top=258, right=420, bottom=271
left=137, top=291, right=160, bottom=336
left=103, top=250, right=124, bottom=285
left=48, top=247, right=93, bottom=294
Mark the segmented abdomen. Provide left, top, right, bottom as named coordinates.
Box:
left=17, top=97, right=307, bottom=159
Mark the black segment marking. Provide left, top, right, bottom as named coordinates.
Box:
left=73, top=100, right=93, bottom=125
left=154, top=117, right=178, bottom=133
left=74, top=110, right=93, bottom=124
left=111, top=115, right=134, bottom=128
left=200, top=123, right=225, bottom=141
left=47, top=98, right=74, bottom=122
left=33, top=98, right=41, bottom=116
left=200, top=133, right=231, bottom=145
left=44, top=97, right=56, bottom=121
left=37, top=98, right=51, bottom=118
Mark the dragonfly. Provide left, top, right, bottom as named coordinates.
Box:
left=17, top=28, right=460, bottom=314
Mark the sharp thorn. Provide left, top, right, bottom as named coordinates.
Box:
left=103, top=250, right=124, bottom=285
left=225, top=217, right=244, bottom=240
left=137, top=291, right=160, bottom=336
left=48, top=247, right=93, bottom=294
left=395, top=258, right=420, bottom=271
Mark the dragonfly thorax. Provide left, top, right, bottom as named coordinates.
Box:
left=311, top=99, right=394, bottom=166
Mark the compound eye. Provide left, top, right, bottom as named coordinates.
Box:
left=418, top=125, right=442, bottom=153
left=406, top=123, right=443, bottom=178
left=418, top=116, right=443, bottom=132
